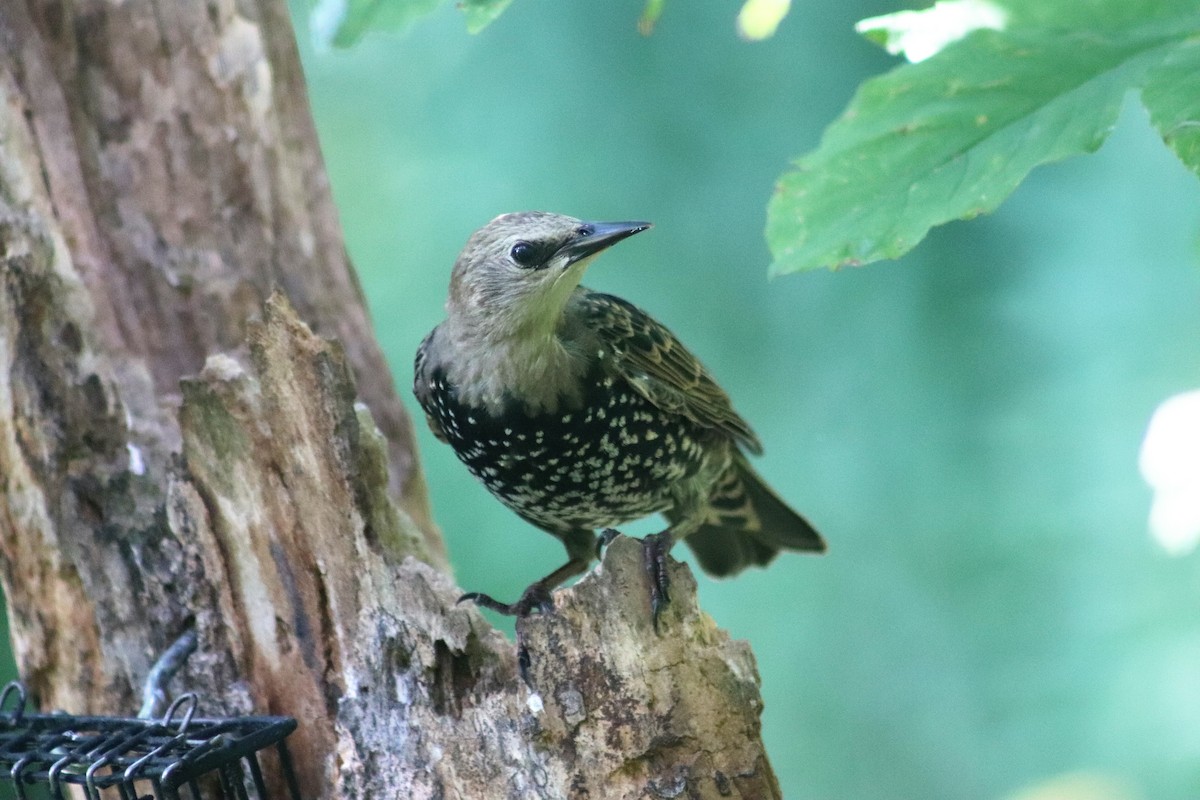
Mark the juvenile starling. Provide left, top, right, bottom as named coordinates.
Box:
left=414, top=211, right=824, bottom=624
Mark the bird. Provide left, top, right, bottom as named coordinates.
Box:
left=414, top=211, right=825, bottom=626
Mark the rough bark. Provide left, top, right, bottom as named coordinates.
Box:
left=0, top=1, right=781, bottom=798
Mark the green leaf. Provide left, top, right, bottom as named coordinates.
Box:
left=767, top=6, right=1200, bottom=274
left=307, top=0, right=516, bottom=45
left=310, top=0, right=441, bottom=48
left=461, top=0, right=515, bottom=34
left=1143, top=34, right=1200, bottom=177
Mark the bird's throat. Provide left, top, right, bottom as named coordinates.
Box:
left=442, top=324, right=589, bottom=416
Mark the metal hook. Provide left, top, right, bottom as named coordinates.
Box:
left=159, top=693, right=198, bottom=734
left=84, top=754, right=113, bottom=800
left=0, top=681, right=28, bottom=724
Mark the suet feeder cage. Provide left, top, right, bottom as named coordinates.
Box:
left=0, top=682, right=299, bottom=800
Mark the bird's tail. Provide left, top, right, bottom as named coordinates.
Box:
left=676, top=453, right=825, bottom=577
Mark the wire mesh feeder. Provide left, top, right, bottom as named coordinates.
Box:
left=0, top=682, right=300, bottom=800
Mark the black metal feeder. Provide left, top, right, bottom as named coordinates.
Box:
left=0, top=682, right=300, bottom=800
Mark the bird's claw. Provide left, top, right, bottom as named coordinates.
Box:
left=642, top=531, right=674, bottom=633
left=517, top=644, right=534, bottom=688
left=457, top=586, right=553, bottom=687
left=596, top=527, right=622, bottom=558
left=458, top=582, right=555, bottom=617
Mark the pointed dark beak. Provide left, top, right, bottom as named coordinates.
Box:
left=559, top=220, right=652, bottom=265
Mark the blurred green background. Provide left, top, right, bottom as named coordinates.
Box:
left=290, top=1, right=1200, bottom=798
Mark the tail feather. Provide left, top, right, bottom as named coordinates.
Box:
left=677, top=453, right=825, bottom=577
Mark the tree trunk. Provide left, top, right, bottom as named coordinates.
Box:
left=0, top=2, right=781, bottom=798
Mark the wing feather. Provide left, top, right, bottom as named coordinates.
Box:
left=579, top=292, right=762, bottom=454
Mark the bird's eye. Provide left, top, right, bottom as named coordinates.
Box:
left=575, top=224, right=594, bottom=237
left=510, top=241, right=539, bottom=268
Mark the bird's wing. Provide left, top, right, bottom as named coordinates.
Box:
left=580, top=292, right=763, bottom=454
left=413, top=330, right=449, bottom=443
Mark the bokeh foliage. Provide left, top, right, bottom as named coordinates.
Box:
left=767, top=0, right=1200, bottom=273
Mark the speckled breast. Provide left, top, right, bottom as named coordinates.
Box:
left=421, top=365, right=714, bottom=532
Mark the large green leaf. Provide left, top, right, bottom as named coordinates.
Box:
left=767, top=6, right=1200, bottom=273
left=1144, top=34, right=1200, bottom=178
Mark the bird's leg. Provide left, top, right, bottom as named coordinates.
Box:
left=642, top=491, right=709, bottom=630
left=642, top=530, right=676, bottom=632
left=599, top=527, right=676, bottom=631
left=458, top=529, right=596, bottom=617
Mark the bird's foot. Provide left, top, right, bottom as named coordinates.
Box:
left=457, top=586, right=553, bottom=688
left=458, top=581, right=555, bottom=617
left=641, top=531, right=675, bottom=633
left=596, top=527, right=622, bottom=558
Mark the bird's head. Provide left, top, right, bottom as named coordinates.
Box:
left=447, top=211, right=650, bottom=340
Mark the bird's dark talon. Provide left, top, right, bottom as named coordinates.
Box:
left=529, top=590, right=555, bottom=616
left=651, top=595, right=669, bottom=633
left=597, top=528, right=622, bottom=557
left=457, top=591, right=513, bottom=614
left=517, top=644, right=534, bottom=688
left=458, top=583, right=555, bottom=617
left=521, top=582, right=555, bottom=615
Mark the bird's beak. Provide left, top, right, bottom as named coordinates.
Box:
left=559, top=220, right=652, bottom=266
